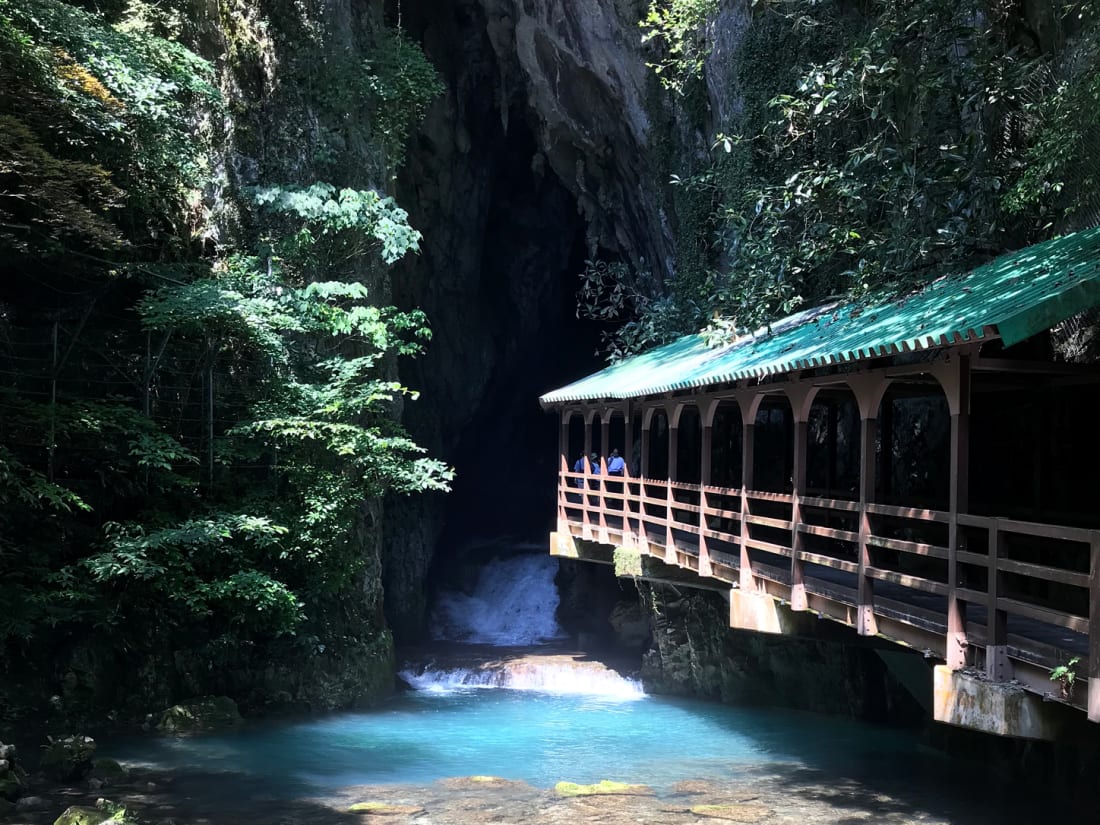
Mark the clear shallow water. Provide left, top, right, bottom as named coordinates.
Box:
left=110, top=687, right=938, bottom=795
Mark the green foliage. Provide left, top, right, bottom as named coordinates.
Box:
left=359, top=28, right=445, bottom=166
left=252, top=183, right=422, bottom=264
left=617, top=0, right=1100, bottom=355
left=0, top=0, right=217, bottom=254
left=1049, top=656, right=1080, bottom=695
left=641, top=0, right=720, bottom=94
left=0, top=0, right=449, bottom=708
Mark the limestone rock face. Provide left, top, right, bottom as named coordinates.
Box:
left=156, top=696, right=243, bottom=734
left=478, top=0, right=673, bottom=277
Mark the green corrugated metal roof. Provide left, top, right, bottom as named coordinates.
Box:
left=540, top=227, right=1100, bottom=406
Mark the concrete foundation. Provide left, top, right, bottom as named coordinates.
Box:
left=933, top=665, right=1067, bottom=740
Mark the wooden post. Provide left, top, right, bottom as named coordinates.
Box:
left=947, top=355, right=971, bottom=669
left=699, top=421, right=713, bottom=577
left=856, top=413, right=878, bottom=636
left=558, top=412, right=570, bottom=532
left=666, top=409, right=679, bottom=558
left=1089, top=535, right=1100, bottom=722
left=582, top=413, right=593, bottom=536
left=826, top=400, right=838, bottom=492
left=740, top=408, right=756, bottom=591
left=791, top=416, right=809, bottom=611
left=601, top=416, right=611, bottom=466
left=986, top=521, right=1011, bottom=680
left=623, top=409, right=636, bottom=543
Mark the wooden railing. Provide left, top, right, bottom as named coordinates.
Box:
left=557, top=468, right=1100, bottom=720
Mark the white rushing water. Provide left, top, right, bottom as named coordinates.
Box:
left=399, top=662, right=645, bottom=699
left=413, top=548, right=644, bottom=698
left=432, top=551, right=567, bottom=646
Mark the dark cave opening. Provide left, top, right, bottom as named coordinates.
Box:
left=385, top=0, right=630, bottom=643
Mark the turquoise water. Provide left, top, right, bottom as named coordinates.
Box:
left=114, top=688, right=948, bottom=795
left=96, top=683, right=1083, bottom=824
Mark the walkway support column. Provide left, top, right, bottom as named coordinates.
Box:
left=666, top=405, right=679, bottom=561
left=558, top=411, right=570, bottom=532
left=1089, top=536, right=1100, bottom=722
left=623, top=406, right=636, bottom=543
left=850, top=376, right=887, bottom=637
left=582, top=410, right=594, bottom=537
left=737, top=390, right=763, bottom=592
left=787, top=385, right=816, bottom=612
left=940, top=355, right=972, bottom=670
left=699, top=401, right=715, bottom=577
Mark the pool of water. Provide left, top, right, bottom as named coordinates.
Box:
left=98, top=682, right=1070, bottom=825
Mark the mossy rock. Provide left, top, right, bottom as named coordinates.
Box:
left=347, top=801, right=425, bottom=815
left=0, top=772, right=23, bottom=801
left=40, top=736, right=96, bottom=782
left=689, top=803, right=773, bottom=822
left=554, top=779, right=652, bottom=797
left=156, top=695, right=243, bottom=734
left=91, top=758, right=128, bottom=781
left=52, top=806, right=114, bottom=825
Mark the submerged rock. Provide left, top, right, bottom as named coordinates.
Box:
left=40, top=736, right=96, bottom=782
left=347, top=801, right=426, bottom=815
left=156, top=695, right=243, bottom=733
left=554, top=780, right=652, bottom=797
left=689, top=803, right=773, bottom=822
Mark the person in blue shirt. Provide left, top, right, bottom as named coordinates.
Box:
left=607, top=448, right=625, bottom=476
left=573, top=452, right=587, bottom=488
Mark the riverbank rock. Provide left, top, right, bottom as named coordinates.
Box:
left=40, top=736, right=96, bottom=782
left=90, top=758, right=128, bottom=783
left=609, top=601, right=650, bottom=650
left=156, top=695, right=242, bottom=733
left=0, top=740, right=26, bottom=801
left=554, top=780, right=652, bottom=797
left=53, top=798, right=131, bottom=825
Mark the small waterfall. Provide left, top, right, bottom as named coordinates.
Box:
left=400, top=661, right=645, bottom=699
left=432, top=552, right=566, bottom=646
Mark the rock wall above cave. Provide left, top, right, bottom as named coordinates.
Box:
left=478, top=0, right=674, bottom=279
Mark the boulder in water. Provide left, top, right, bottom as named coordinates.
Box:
left=156, top=695, right=242, bottom=733
left=90, top=758, right=127, bottom=782
left=40, top=735, right=96, bottom=782
left=54, top=797, right=130, bottom=825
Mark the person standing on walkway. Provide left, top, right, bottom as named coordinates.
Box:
left=607, top=448, right=625, bottom=476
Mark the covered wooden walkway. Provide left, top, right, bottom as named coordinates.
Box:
left=541, top=229, right=1100, bottom=728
